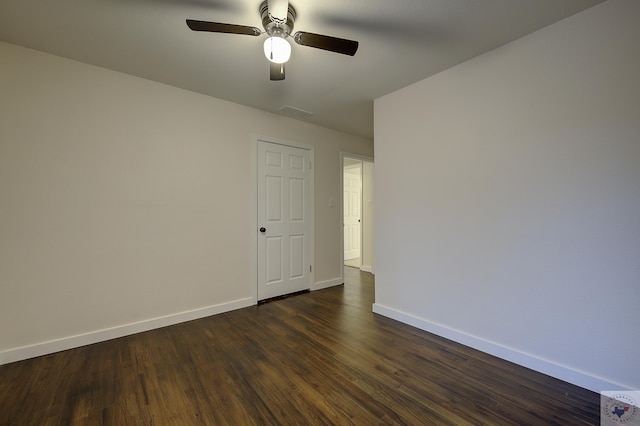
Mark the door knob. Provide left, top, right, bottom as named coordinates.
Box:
left=259, top=227, right=266, bottom=233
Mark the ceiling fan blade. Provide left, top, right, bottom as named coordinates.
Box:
left=270, top=63, right=285, bottom=81
left=186, top=19, right=261, bottom=36
left=267, top=0, right=289, bottom=22
left=293, top=31, right=359, bottom=56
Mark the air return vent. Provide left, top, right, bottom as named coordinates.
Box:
left=279, top=105, right=313, bottom=119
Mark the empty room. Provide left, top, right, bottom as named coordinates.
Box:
left=1, top=0, right=639, bottom=424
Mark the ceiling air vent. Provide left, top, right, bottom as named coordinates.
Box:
left=279, top=105, right=313, bottom=119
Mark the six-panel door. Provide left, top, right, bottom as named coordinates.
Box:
left=257, top=141, right=311, bottom=300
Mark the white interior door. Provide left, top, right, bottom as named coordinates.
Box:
left=258, top=141, right=311, bottom=300
left=343, top=165, right=361, bottom=261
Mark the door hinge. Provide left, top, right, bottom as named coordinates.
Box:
left=309, top=161, right=312, bottom=170
left=310, top=265, right=312, bottom=273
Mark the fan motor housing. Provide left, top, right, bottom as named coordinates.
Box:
left=260, top=1, right=296, bottom=37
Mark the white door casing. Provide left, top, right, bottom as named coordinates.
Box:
left=343, top=165, right=361, bottom=261
left=257, top=140, right=312, bottom=300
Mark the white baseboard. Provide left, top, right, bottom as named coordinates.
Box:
left=360, top=265, right=374, bottom=274
left=372, top=303, right=629, bottom=393
left=313, top=277, right=343, bottom=291
left=0, top=297, right=255, bottom=366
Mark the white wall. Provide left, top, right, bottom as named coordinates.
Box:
left=374, top=0, right=640, bottom=392
left=0, top=41, right=372, bottom=362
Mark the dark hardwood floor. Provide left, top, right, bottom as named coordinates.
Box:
left=1, top=267, right=600, bottom=425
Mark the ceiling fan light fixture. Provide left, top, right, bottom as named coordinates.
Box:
left=263, top=36, right=291, bottom=64
left=187, top=0, right=358, bottom=81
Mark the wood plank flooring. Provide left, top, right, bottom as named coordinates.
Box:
left=0, top=267, right=600, bottom=425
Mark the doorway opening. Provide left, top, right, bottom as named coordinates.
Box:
left=342, top=154, right=374, bottom=274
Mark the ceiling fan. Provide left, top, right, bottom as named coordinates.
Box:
left=186, top=0, right=359, bottom=81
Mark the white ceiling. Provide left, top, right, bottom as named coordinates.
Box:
left=0, top=0, right=603, bottom=139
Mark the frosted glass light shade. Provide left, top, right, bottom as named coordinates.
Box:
left=263, top=37, right=291, bottom=64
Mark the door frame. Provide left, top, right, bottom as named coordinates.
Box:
left=251, top=135, right=315, bottom=304
left=340, top=152, right=374, bottom=276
